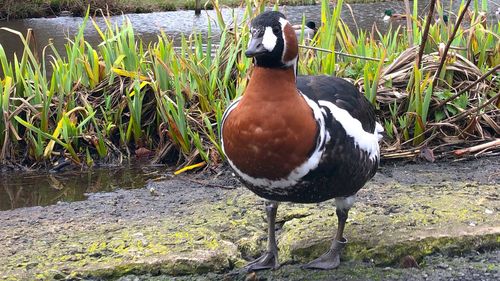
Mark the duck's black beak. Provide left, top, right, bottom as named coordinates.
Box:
left=245, top=36, right=267, bottom=58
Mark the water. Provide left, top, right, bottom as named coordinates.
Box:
left=0, top=163, right=169, bottom=211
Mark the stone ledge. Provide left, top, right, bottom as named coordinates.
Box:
left=0, top=175, right=498, bottom=280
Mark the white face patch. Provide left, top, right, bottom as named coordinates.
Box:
left=262, top=26, right=277, bottom=52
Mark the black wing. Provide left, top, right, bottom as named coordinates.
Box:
left=297, top=75, right=377, bottom=133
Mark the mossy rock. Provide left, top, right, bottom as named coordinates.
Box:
left=0, top=177, right=498, bottom=280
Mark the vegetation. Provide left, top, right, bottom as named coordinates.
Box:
left=0, top=0, right=498, bottom=169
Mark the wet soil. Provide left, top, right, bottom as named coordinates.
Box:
left=0, top=157, right=498, bottom=280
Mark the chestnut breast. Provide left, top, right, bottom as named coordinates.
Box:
left=222, top=67, right=318, bottom=180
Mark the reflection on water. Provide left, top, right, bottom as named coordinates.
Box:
left=0, top=164, right=168, bottom=211
left=0, top=1, right=498, bottom=61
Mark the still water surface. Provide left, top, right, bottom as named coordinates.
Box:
left=0, top=163, right=168, bottom=211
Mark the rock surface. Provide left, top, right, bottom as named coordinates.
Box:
left=0, top=157, right=498, bottom=280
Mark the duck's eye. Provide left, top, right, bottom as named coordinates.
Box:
left=272, top=26, right=280, bottom=34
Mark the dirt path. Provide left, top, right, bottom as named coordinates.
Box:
left=0, top=157, right=498, bottom=280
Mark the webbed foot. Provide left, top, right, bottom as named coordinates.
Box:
left=245, top=250, right=279, bottom=272
left=302, top=238, right=347, bottom=270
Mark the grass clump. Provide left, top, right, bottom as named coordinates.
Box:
left=0, top=0, right=498, bottom=169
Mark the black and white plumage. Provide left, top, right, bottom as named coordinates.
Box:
left=293, top=21, right=317, bottom=41
left=221, top=11, right=383, bottom=271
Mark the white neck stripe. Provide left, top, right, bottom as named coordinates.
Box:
left=279, top=17, right=298, bottom=73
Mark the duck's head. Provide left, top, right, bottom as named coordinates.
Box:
left=245, top=11, right=298, bottom=69
left=384, top=10, right=394, bottom=17
left=383, top=10, right=394, bottom=21
left=305, top=21, right=316, bottom=30
left=443, top=14, right=449, bottom=24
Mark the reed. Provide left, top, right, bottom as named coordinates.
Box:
left=0, top=0, right=498, bottom=168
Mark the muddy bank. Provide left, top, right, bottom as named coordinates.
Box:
left=0, top=157, right=498, bottom=280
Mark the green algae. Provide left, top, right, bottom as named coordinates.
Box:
left=0, top=181, right=499, bottom=280
left=277, top=182, right=499, bottom=265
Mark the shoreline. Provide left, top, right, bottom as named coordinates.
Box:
left=0, top=0, right=321, bottom=20
left=0, top=0, right=406, bottom=20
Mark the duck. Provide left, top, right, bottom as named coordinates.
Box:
left=436, top=14, right=449, bottom=24
left=383, top=9, right=407, bottom=21
left=221, top=11, right=383, bottom=271
left=292, top=21, right=317, bottom=41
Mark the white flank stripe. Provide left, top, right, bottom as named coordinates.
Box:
left=262, top=26, right=277, bottom=52
left=318, top=100, right=381, bottom=161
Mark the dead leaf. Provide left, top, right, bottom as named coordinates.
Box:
left=419, top=146, right=435, bottom=162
